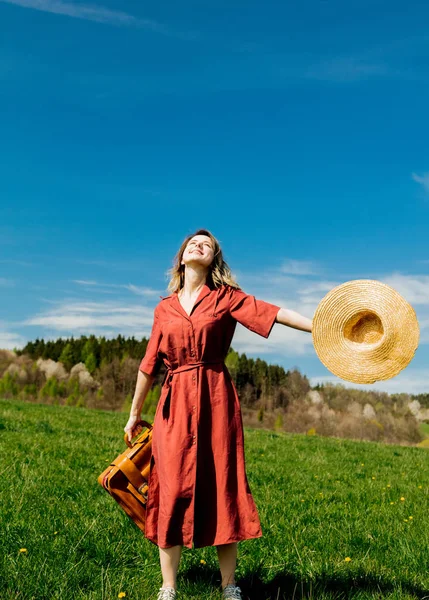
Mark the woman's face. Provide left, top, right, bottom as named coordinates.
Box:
left=181, top=234, right=215, bottom=269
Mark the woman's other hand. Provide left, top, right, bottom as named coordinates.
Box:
left=124, top=414, right=143, bottom=443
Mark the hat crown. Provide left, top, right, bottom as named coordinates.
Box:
left=343, top=310, right=384, bottom=345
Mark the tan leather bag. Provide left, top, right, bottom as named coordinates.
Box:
left=97, top=419, right=153, bottom=533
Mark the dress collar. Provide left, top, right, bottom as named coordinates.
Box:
left=172, top=283, right=213, bottom=320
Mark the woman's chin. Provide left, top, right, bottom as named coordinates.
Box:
left=185, top=255, right=206, bottom=264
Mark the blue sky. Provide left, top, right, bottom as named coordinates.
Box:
left=1, top=0, right=429, bottom=394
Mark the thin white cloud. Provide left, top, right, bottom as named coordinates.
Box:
left=72, top=279, right=161, bottom=296
left=0, top=330, right=27, bottom=350
left=61, top=288, right=119, bottom=296
left=0, top=259, right=33, bottom=266
left=305, top=57, right=389, bottom=83
left=0, top=0, right=169, bottom=33
left=280, top=259, right=321, bottom=276
left=126, top=284, right=161, bottom=297
left=76, top=259, right=143, bottom=271
left=0, top=278, right=15, bottom=287
left=295, top=280, right=344, bottom=311
left=381, top=273, right=429, bottom=305
left=226, top=267, right=320, bottom=357
left=298, top=281, right=339, bottom=295
left=310, top=367, right=429, bottom=395
left=412, top=172, right=429, bottom=194
left=73, top=279, right=98, bottom=286
left=233, top=321, right=314, bottom=358
left=236, top=268, right=338, bottom=318
left=22, top=300, right=156, bottom=337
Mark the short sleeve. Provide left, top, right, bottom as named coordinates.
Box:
left=228, top=287, right=280, bottom=338
left=139, top=307, right=163, bottom=377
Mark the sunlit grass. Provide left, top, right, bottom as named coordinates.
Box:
left=1, top=398, right=428, bottom=599
left=420, top=422, right=429, bottom=438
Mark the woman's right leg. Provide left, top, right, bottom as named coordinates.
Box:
left=158, top=545, right=183, bottom=590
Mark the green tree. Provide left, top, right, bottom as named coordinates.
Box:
left=85, top=353, right=97, bottom=375
left=59, top=343, right=74, bottom=371
left=225, top=349, right=239, bottom=382
left=0, top=373, right=19, bottom=397
left=81, top=337, right=100, bottom=370
left=39, top=376, right=65, bottom=400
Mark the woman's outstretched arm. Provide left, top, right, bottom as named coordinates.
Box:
left=275, top=308, right=313, bottom=333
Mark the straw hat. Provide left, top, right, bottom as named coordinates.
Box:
left=312, top=279, right=420, bottom=384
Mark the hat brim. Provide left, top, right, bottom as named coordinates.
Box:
left=312, top=279, right=420, bottom=384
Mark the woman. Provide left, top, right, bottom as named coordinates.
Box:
left=124, top=229, right=313, bottom=600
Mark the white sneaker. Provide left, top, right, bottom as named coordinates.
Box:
left=222, top=584, right=243, bottom=600
left=157, top=586, right=177, bottom=600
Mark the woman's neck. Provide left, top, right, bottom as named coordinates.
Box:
left=180, top=266, right=208, bottom=297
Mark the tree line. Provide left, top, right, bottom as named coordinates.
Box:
left=19, top=335, right=148, bottom=374
left=17, top=334, right=309, bottom=411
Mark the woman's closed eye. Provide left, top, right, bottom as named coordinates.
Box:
left=188, top=240, right=212, bottom=249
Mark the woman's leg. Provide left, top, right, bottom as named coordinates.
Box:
left=158, top=545, right=183, bottom=590
left=216, top=542, right=238, bottom=589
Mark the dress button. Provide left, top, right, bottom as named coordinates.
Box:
left=192, top=435, right=196, bottom=438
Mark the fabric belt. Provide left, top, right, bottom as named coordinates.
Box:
left=161, top=360, right=225, bottom=390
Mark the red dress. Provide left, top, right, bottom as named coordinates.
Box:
left=139, top=283, right=280, bottom=549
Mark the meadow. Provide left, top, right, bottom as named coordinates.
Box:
left=0, top=398, right=428, bottom=600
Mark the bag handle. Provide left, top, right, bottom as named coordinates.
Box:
left=124, top=419, right=153, bottom=448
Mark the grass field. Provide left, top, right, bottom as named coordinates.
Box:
left=421, top=422, right=429, bottom=438
left=1, top=398, right=428, bottom=600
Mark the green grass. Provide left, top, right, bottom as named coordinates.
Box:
left=1, top=398, right=428, bottom=600
left=420, top=422, right=429, bottom=438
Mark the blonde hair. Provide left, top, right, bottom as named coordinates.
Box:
left=167, top=229, right=240, bottom=293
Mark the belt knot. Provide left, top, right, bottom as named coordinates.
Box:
left=162, top=360, right=224, bottom=387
